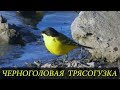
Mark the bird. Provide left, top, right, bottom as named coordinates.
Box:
left=41, top=27, right=93, bottom=60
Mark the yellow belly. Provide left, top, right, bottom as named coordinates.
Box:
left=46, top=43, right=77, bottom=55
left=43, top=36, right=77, bottom=55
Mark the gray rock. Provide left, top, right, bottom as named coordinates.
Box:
left=34, top=61, right=41, bottom=67
left=0, top=15, right=7, bottom=23
left=0, top=15, right=37, bottom=45
left=71, top=60, right=80, bottom=67
left=0, top=16, right=23, bottom=45
left=25, top=62, right=38, bottom=68
left=66, top=60, right=91, bottom=68
left=71, top=11, right=120, bottom=62
left=41, top=63, right=58, bottom=68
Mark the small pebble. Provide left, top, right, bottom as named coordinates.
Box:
left=34, top=61, right=41, bottom=67
left=41, top=63, right=52, bottom=68
left=87, top=62, right=95, bottom=68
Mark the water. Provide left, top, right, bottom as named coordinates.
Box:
left=0, top=11, right=78, bottom=67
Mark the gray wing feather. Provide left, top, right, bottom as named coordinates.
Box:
left=58, top=33, right=93, bottom=49
left=58, top=33, right=79, bottom=46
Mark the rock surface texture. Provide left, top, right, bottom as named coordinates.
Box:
left=0, top=15, right=22, bottom=45
left=71, top=11, right=120, bottom=62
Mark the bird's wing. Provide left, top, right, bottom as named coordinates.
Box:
left=58, top=33, right=93, bottom=49
left=58, top=33, right=80, bottom=46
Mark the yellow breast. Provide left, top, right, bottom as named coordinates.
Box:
left=42, top=34, right=77, bottom=55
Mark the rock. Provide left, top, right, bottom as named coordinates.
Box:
left=0, top=15, right=38, bottom=45
left=65, top=60, right=90, bottom=68
left=16, top=11, right=44, bottom=29
left=66, top=60, right=80, bottom=68
left=75, top=11, right=80, bottom=14
left=41, top=63, right=58, bottom=68
left=66, top=62, right=71, bottom=68
left=26, top=63, right=38, bottom=68
left=34, top=61, right=41, bottom=67
left=87, top=62, right=95, bottom=68
left=71, top=60, right=80, bottom=67
left=17, top=27, right=38, bottom=43
left=0, top=16, right=24, bottom=45
left=71, top=11, right=120, bottom=62
left=0, top=15, right=7, bottom=23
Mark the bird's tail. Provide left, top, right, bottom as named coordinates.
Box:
left=79, top=44, right=94, bottom=49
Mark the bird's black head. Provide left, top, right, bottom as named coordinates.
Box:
left=41, top=27, right=59, bottom=37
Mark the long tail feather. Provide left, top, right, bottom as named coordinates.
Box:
left=79, top=44, right=94, bottom=49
